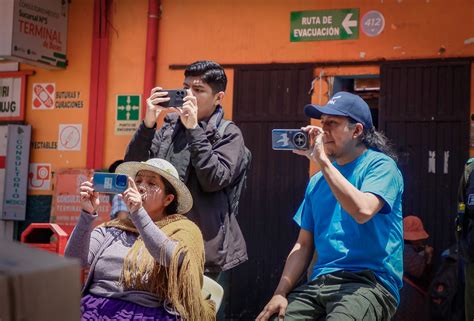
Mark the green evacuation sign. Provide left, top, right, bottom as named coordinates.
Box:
left=117, top=95, right=140, bottom=121
left=290, top=9, right=359, bottom=42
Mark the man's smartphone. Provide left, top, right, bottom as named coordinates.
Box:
left=159, top=89, right=187, bottom=108
left=272, top=129, right=309, bottom=150
left=93, top=172, right=128, bottom=194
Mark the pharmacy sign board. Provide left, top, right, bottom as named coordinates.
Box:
left=290, top=9, right=359, bottom=42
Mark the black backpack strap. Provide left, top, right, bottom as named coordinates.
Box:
left=217, top=119, right=250, bottom=216
left=216, top=119, right=235, bottom=215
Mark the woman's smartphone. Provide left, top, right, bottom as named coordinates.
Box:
left=272, top=129, right=309, bottom=150
left=159, top=89, right=187, bottom=108
left=93, top=173, right=128, bottom=194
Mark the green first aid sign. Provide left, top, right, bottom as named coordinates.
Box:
left=290, top=9, right=359, bottom=42
left=116, top=95, right=140, bottom=121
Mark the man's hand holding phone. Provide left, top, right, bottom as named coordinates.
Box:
left=145, top=87, right=188, bottom=128
left=176, top=89, right=198, bottom=129
left=145, top=87, right=172, bottom=128
left=145, top=87, right=197, bottom=129
left=293, top=125, right=328, bottom=164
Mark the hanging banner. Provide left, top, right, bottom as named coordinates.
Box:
left=0, top=0, right=69, bottom=69
left=51, top=168, right=111, bottom=234
left=2, top=125, right=31, bottom=221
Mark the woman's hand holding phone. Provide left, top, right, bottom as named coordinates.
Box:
left=122, top=177, right=143, bottom=214
left=80, top=179, right=100, bottom=215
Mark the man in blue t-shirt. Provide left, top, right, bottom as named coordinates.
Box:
left=257, top=92, right=404, bottom=321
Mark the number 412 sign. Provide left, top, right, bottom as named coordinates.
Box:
left=361, top=11, right=385, bottom=37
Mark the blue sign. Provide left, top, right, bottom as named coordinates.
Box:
left=361, top=10, right=385, bottom=37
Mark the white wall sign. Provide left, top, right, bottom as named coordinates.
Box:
left=428, top=151, right=436, bottom=174
left=0, top=0, right=69, bottom=69
left=32, top=83, right=55, bottom=109
left=0, top=77, right=21, bottom=119
left=28, top=163, right=51, bottom=190
left=2, top=125, right=31, bottom=221
left=58, top=124, right=82, bottom=151
left=443, top=151, right=450, bottom=174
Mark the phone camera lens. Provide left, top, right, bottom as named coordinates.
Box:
left=293, top=132, right=307, bottom=148
left=116, top=175, right=127, bottom=187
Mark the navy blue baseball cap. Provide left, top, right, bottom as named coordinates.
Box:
left=304, top=92, right=374, bottom=130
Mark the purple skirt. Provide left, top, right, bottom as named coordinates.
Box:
left=81, top=294, right=182, bottom=321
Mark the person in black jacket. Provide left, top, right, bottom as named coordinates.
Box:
left=124, top=61, right=248, bottom=279
left=457, top=159, right=474, bottom=321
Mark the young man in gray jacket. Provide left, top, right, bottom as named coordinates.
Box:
left=124, top=61, right=248, bottom=276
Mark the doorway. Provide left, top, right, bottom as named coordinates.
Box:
left=379, top=60, right=470, bottom=264
left=227, top=65, right=313, bottom=320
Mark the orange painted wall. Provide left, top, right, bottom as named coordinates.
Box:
left=19, top=0, right=94, bottom=195
left=154, top=0, right=474, bottom=161
left=104, top=1, right=148, bottom=163
left=13, top=0, right=474, bottom=196
left=155, top=0, right=474, bottom=65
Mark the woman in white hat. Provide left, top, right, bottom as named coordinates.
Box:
left=65, top=158, right=215, bottom=321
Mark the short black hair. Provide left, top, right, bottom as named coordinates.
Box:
left=162, top=178, right=178, bottom=215
left=184, top=60, right=227, bottom=93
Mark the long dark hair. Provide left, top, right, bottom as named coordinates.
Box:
left=348, top=119, right=398, bottom=162
left=162, top=179, right=178, bottom=215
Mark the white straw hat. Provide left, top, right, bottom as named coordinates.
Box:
left=116, top=158, right=193, bottom=214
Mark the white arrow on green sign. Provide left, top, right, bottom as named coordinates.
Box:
left=117, top=95, right=140, bottom=121
left=290, top=9, right=359, bottom=42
